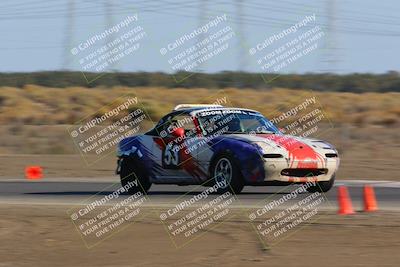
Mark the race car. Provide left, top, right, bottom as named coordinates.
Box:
left=116, top=104, right=339, bottom=194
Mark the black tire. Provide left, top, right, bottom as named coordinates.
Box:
left=210, top=152, right=244, bottom=194
left=120, top=157, right=152, bottom=194
left=306, top=174, right=335, bottom=193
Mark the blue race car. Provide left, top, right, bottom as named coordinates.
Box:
left=116, top=104, right=339, bottom=194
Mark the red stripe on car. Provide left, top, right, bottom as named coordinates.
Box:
left=257, top=134, right=325, bottom=169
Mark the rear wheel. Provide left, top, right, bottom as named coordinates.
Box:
left=210, top=153, right=244, bottom=194
left=120, top=157, right=152, bottom=194
left=306, top=174, right=335, bottom=193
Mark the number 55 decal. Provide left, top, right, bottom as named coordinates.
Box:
left=162, top=143, right=180, bottom=169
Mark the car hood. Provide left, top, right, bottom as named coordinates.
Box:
left=224, top=133, right=337, bottom=158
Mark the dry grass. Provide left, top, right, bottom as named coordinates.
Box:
left=0, top=86, right=399, bottom=180
left=0, top=85, right=399, bottom=126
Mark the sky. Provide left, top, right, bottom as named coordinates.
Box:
left=0, top=0, right=399, bottom=74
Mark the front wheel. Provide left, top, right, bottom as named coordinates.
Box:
left=120, top=158, right=152, bottom=194
left=306, top=174, right=335, bottom=193
left=210, top=153, right=244, bottom=194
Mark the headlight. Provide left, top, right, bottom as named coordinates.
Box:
left=252, top=142, right=272, bottom=153
left=312, top=140, right=335, bottom=150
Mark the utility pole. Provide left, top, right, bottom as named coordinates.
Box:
left=62, top=0, right=75, bottom=70
left=236, top=0, right=246, bottom=72
left=235, top=0, right=246, bottom=88
left=105, top=0, right=116, bottom=72
left=197, top=0, right=208, bottom=73
left=322, top=0, right=339, bottom=73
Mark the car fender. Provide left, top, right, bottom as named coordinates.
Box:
left=117, top=135, right=162, bottom=177
left=208, top=137, right=265, bottom=183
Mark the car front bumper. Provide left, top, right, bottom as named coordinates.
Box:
left=262, top=158, right=339, bottom=183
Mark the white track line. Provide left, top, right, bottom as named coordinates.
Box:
left=1, top=178, right=400, bottom=188
left=336, top=180, right=400, bottom=188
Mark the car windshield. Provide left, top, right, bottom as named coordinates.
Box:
left=197, top=109, right=280, bottom=135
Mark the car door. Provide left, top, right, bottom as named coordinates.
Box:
left=151, top=113, right=199, bottom=183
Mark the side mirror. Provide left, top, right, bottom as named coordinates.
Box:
left=171, top=127, right=185, bottom=138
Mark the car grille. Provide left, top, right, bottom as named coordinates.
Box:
left=263, top=153, right=283, bottom=158
left=281, top=168, right=328, bottom=177
left=325, top=153, right=338, bottom=158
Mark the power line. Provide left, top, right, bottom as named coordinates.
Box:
left=1, top=0, right=399, bottom=38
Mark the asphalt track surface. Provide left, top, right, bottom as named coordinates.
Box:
left=0, top=178, right=399, bottom=211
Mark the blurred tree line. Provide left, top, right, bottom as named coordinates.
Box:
left=0, top=71, right=399, bottom=92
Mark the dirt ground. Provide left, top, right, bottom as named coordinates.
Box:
left=0, top=205, right=399, bottom=267
left=0, top=145, right=398, bottom=182
left=0, top=124, right=398, bottom=181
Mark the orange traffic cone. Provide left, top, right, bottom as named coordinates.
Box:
left=337, top=186, right=354, bottom=215
left=25, top=166, right=43, bottom=180
left=363, top=185, right=378, bottom=212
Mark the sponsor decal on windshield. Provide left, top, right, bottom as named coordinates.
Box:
left=198, top=109, right=260, bottom=117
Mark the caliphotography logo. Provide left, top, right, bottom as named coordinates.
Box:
left=0, top=1, right=399, bottom=267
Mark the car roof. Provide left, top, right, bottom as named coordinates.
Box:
left=155, top=107, right=264, bottom=128
left=160, top=107, right=262, bottom=122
